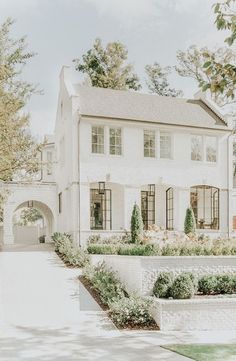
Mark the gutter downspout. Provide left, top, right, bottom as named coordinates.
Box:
left=227, top=129, right=236, bottom=238
left=78, top=112, right=81, bottom=247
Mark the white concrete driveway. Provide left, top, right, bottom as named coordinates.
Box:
left=0, top=244, right=196, bottom=360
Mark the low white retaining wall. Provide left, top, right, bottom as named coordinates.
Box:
left=150, top=297, right=236, bottom=331
left=90, top=255, right=236, bottom=296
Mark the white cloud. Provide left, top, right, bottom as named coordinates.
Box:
left=80, top=0, right=162, bottom=28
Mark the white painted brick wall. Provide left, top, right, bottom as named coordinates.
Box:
left=150, top=298, right=236, bottom=331
left=91, top=255, right=236, bottom=296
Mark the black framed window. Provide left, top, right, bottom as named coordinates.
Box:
left=141, top=191, right=155, bottom=230
left=58, top=192, right=62, bottom=214
left=90, top=189, right=112, bottom=230
left=190, top=185, right=219, bottom=230
left=166, top=187, right=174, bottom=230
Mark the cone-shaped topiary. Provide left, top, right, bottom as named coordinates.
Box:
left=131, top=203, right=143, bottom=243
left=184, top=207, right=196, bottom=234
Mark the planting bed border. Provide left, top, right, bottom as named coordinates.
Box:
left=79, top=275, right=159, bottom=331
left=150, top=297, right=236, bottom=331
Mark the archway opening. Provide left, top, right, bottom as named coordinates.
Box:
left=12, top=200, right=54, bottom=244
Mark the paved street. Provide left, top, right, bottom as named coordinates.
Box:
left=0, top=244, right=235, bottom=360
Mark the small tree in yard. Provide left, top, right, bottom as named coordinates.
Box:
left=184, top=207, right=196, bottom=234
left=131, top=203, right=143, bottom=243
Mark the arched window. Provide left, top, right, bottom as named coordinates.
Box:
left=166, top=187, right=174, bottom=230
left=190, top=185, right=219, bottom=230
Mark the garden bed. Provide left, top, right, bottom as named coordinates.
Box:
left=91, top=254, right=236, bottom=296
left=79, top=275, right=158, bottom=330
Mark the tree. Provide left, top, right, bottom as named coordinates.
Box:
left=184, top=207, right=196, bottom=235
left=176, top=46, right=236, bottom=106
left=0, top=18, right=41, bottom=182
left=130, top=203, right=143, bottom=243
left=197, top=1, right=236, bottom=103
left=145, top=62, right=183, bottom=97
left=19, top=208, right=43, bottom=226
left=73, top=38, right=141, bottom=91
left=0, top=18, right=42, bottom=222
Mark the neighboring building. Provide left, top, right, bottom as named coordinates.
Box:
left=1, top=66, right=236, bottom=245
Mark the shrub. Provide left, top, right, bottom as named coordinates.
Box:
left=215, top=274, right=234, bottom=294
left=184, top=207, right=196, bottom=234
left=87, top=244, right=119, bottom=255
left=182, top=272, right=198, bottom=292
left=52, top=232, right=89, bottom=267
left=198, top=275, right=218, bottom=295
left=153, top=272, right=173, bottom=298
left=117, top=244, right=158, bottom=256
left=84, top=262, right=125, bottom=304
left=109, top=296, right=154, bottom=327
left=130, top=203, right=143, bottom=243
left=169, top=273, right=195, bottom=299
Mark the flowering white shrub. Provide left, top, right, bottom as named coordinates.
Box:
left=52, top=232, right=89, bottom=267
left=109, top=296, right=154, bottom=327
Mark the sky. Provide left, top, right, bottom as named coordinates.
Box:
left=0, top=0, right=227, bottom=137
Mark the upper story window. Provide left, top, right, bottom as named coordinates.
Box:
left=206, top=136, right=217, bottom=163
left=46, top=151, right=53, bottom=175
left=109, top=128, right=122, bottom=155
left=160, top=132, right=172, bottom=159
left=144, top=130, right=155, bottom=158
left=92, top=126, right=104, bottom=154
left=191, top=134, right=217, bottom=163
left=191, top=135, right=203, bottom=161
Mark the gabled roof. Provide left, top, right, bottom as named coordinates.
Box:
left=73, top=85, right=229, bottom=130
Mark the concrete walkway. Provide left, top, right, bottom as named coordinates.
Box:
left=0, top=245, right=235, bottom=360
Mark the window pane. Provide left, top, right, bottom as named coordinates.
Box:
left=144, top=130, right=155, bottom=158
left=92, top=126, right=104, bottom=154
left=206, top=136, right=217, bottom=162
left=109, top=128, right=122, bottom=155
left=191, top=135, right=202, bottom=161
left=160, top=132, right=171, bottom=159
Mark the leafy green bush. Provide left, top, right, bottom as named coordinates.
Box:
left=184, top=207, right=196, bottom=234
left=83, top=262, right=125, bottom=304
left=86, top=238, right=236, bottom=256
left=131, top=203, right=143, bottom=243
left=215, top=274, right=234, bottom=294
left=109, top=296, right=154, bottom=327
left=169, top=273, right=195, bottom=299
left=87, top=244, right=119, bottom=255
left=153, top=272, right=173, bottom=298
left=182, top=272, right=198, bottom=292
left=52, top=232, right=89, bottom=267
left=198, top=275, right=218, bottom=295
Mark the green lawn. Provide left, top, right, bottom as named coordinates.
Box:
left=162, top=344, right=236, bottom=361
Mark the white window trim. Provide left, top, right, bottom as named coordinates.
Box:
left=159, top=131, right=174, bottom=160
left=91, top=124, right=106, bottom=156
left=143, top=128, right=174, bottom=161
left=191, top=134, right=218, bottom=164
left=109, top=126, right=123, bottom=157
left=143, top=129, right=156, bottom=158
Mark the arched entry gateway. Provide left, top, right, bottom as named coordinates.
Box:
left=12, top=201, right=54, bottom=244
left=2, top=183, right=57, bottom=244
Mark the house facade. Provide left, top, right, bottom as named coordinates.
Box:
left=2, top=66, right=236, bottom=245
left=53, top=67, right=235, bottom=246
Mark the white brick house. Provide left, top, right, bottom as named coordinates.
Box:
left=54, top=67, right=235, bottom=246
left=2, top=66, right=236, bottom=245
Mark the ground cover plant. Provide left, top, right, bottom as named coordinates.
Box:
left=80, top=262, right=157, bottom=329
left=153, top=271, right=236, bottom=299
left=52, top=232, right=89, bottom=267
left=162, top=344, right=236, bottom=361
